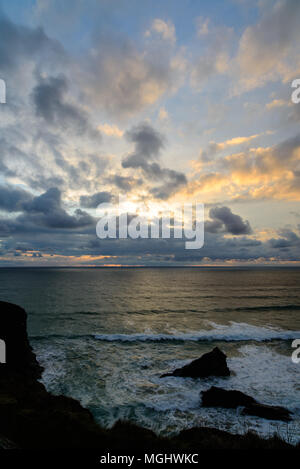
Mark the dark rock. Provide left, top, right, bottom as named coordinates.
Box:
left=0, top=301, right=106, bottom=448
left=161, top=347, right=230, bottom=378
left=201, top=386, right=292, bottom=422
left=172, top=426, right=292, bottom=450
left=201, top=386, right=256, bottom=408
left=0, top=301, right=43, bottom=380
left=243, top=403, right=292, bottom=422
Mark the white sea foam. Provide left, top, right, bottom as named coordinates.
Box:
left=132, top=345, right=300, bottom=443
left=34, top=324, right=300, bottom=444
left=94, top=321, right=300, bottom=343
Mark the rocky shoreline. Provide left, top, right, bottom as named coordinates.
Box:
left=0, top=301, right=297, bottom=450
left=162, top=346, right=292, bottom=423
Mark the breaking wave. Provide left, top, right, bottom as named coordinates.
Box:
left=94, top=322, right=300, bottom=343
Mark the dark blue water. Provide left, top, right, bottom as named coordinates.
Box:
left=0, top=267, right=300, bottom=442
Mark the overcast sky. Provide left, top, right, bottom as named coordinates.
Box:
left=0, top=0, right=300, bottom=266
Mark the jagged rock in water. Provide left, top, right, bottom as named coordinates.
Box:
left=242, top=402, right=292, bottom=422
left=201, top=386, right=292, bottom=422
left=161, top=347, right=230, bottom=378
left=201, top=386, right=257, bottom=408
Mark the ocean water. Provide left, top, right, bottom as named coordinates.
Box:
left=0, top=267, right=300, bottom=443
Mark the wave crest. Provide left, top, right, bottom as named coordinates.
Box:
left=94, top=322, right=300, bottom=343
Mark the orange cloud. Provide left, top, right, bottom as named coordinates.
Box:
left=185, top=134, right=300, bottom=202
left=97, top=123, right=124, bottom=138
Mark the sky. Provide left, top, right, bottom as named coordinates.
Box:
left=0, top=0, right=300, bottom=266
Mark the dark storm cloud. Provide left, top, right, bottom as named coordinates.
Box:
left=124, top=123, right=165, bottom=167
left=23, top=187, right=61, bottom=214
left=64, top=229, right=284, bottom=263
left=269, top=229, right=300, bottom=249
left=32, top=75, right=101, bottom=139
left=21, top=187, right=95, bottom=229
left=206, top=206, right=252, bottom=235
left=149, top=169, right=187, bottom=199
left=0, top=185, right=33, bottom=212
left=0, top=13, right=64, bottom=73
left=122, top=123, right=187, bottom=199
left=1, top=204, right=299, bottom=264
left=0, top=187, right=259, bottom=260
left=0, top=208, right=94, bottom=237
left=109, top=175, right=143, bottom=192
left=80, top=191, right=112, bottom=208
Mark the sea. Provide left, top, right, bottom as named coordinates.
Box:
left=0, top=267, right=300, bottom=443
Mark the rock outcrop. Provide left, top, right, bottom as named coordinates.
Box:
left=0, top=301, right=107, bottom=448
left=201, top=386, right=256, bottom=408
left=242, top=402, right=292, bottom=422
left=0, top=301, right=42, bottom=380
left=201, top=386, right=292, bottom=422
left=161, top=347, right=230, bottom=378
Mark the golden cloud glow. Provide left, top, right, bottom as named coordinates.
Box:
left=97, top=123, right=124, bottom=138
left=184, top=136, right=300, bottom=202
